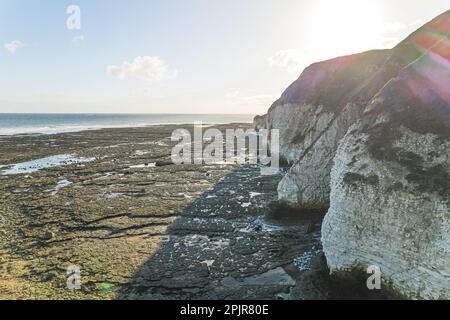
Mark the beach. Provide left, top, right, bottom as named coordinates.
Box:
left=0, top=124, right=385, bottom=300
left=0, top=124, right=235, bottom=298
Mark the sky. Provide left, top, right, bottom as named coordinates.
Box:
left=0, top=0, right=449, bottom=114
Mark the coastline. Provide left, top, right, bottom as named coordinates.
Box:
left=0, top=123, right=244, bottom=299
left=0, top=123, right=389, bottom=300
left=0, top=114, right=255, bottom=136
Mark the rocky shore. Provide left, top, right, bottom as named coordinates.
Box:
left=0, top=124, right=359, bottom=300
left=0, top=124, right=242, bottom=299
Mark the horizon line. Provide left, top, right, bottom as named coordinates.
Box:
left=0, top=112, right=257, bottom=116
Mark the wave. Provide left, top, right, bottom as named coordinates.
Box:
left=0, top=114, right=255, bottom=136
left=0, top=124, right=152, bottom=136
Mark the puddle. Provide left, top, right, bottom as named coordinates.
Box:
left=50, top=179, right=73, bottom=196
left=177, top=192, right=192, bottom=199
left=240, top=216, right=286, bottom=233
left=241, top=209, right=325, bottom=234
left=161, top=235, right=171, bottom=243
left=129, top=163, right=156, bottom=169
left=249, top=192, right=262, bottom=198
left=1, top=154, right=96, bottom=175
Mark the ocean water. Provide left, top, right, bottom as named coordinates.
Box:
left=1, top=154, right=96, bottom=175
left=0, top=113, right=255, bottom=136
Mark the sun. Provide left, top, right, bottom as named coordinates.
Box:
left=304, top=0, right=387, bottom=61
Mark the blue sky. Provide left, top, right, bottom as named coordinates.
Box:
left=0, top=0, right=449, bottom=114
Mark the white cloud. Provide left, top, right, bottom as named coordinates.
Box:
left=4, top=40, right=25, bottom=54
left=267, top=49, right=305, bottom=73
left=409, top=19, right=425, bottom=28
left=72, top=35, right=84, bottom=47
left=378, top=19, right=424, bottom=47
left=107, top=56, right=178, bottom=84
left=268, top=49, right=323, bottom=73
left=269, top=19, right=427, bottom=73
left=225, top=88, right=240, bottom=98
left=376, top=19, right=425, bottom=48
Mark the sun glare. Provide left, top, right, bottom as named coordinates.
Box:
left=305, top=0, right=387, bottom=61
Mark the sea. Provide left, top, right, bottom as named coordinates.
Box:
left=0, top=113, right=255, bottom=136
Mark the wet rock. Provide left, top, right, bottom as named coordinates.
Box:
left=118, top=166, right=329, bottom=300
left=306, top=223, right=315, bottom=234
left=241, top=267, right=295, bottom=287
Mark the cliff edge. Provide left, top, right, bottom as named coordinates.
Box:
left=256, top=11, right=450, bottom=299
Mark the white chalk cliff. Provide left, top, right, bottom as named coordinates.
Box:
left=256, top=11, right=450, bottom=299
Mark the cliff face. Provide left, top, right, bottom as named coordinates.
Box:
left=268, top=50, right=390, bottom=208
left=256, top=11, right=450, bottom=299
left=261, top=11, right=450, bottom=209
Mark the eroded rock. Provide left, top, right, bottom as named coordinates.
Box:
left=256, top=10, right=450, bottom=299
